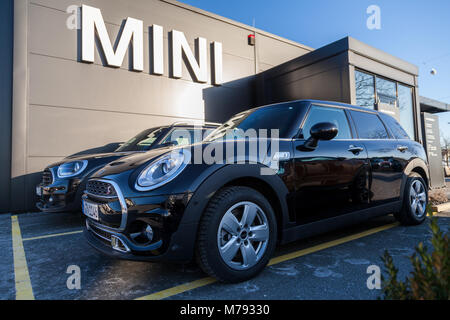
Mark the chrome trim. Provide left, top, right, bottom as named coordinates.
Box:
left=84, top=178, right=128, bottom=231
left=86, top=220, right=111, bottom=242
left=86, top=220, right=131, bottom=253
left=84, top=190, right=118, bottom=200
left=111, top=235, right=131, bottom=253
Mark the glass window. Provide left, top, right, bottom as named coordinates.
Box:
left=162, top=128, right=195, bottom=146
left=376, top=77, right=397, bottom=107
left=116, top=128, right=165, bottom=152
left=398, top=84, right=415, bottom=139
left=206, top=103, right=304, bottom=141
left=379, top=113, right=410, bottom=140
left=302, top=106, right=352, bottom=140
left=350, top=111, right=389, bottom=139
left=355, top=70, right=376, bottom=109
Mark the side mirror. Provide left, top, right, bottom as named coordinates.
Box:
left=301, top=122, right=338, bottom=150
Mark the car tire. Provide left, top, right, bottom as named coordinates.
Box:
left=394, top=173, right=428, bottom=225
left=196, top=186, right=277, bottom=283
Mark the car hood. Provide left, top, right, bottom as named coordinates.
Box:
left=90, top=146, right=179, bottom=178
left=48, top=151, right=140, bottom=168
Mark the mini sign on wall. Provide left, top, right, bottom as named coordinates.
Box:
left=79, top=5, right=223, bottom=85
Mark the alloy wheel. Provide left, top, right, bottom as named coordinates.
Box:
left=217, top=201, right=269, bottom=270
left=409, top=180, right=427, bottom=218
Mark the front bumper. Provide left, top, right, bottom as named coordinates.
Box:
left=83, top=181, right=196, bottom=262
left=36, top=179, right=83, bottom=213
left=84, top=219, right=198, bottom=262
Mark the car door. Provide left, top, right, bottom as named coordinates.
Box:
left=348, top=110, right=408, bottom=206
left=292, top=105, right=371, bottom=224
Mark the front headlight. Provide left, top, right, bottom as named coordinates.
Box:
left=135, top=149, right=190, bottom=191
left=57, top=160, right=88, bottom=178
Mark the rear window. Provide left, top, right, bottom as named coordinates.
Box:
left=379, top=113, right=411, bottom=140
left=350, top=111, right=390, bottom=139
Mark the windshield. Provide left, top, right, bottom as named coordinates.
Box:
left=115, top=128, right=165, bottom=152
left=206, top=103, right=303, bottom=141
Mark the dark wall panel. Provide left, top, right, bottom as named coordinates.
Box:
left=0, top=0, right=13, bottom=213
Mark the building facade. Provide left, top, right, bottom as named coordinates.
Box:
left=0, top=0, right=435, bottom=213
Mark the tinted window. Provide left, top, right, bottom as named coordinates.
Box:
left=302, top=106, right=352, bottom=140
left=161, top=128, right=195, bottom=146
left=379, top=113, right=410, bottom=140
left=207, top=103, right=303, bottom=141
left=355, top=70, right=375, bottom=109
left=350, top=111, right=389, bottom=139
left=116, top=128, right=165, bottom=152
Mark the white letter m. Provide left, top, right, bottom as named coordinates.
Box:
left=81, top=5, right=143, bottom=71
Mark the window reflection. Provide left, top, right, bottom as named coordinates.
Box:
left=355, top=71, right=375, bottom=109
left=376, top=77, right=397, bottom=107
left=398, top=85, right=415, bottom=139
left=354, top=69, right=415, bottom=140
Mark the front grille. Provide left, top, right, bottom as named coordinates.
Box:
left=86, top=180, right=117, bottom=197
left=88, top=222, right=112, bottom=243
left=42, top=169, right=53, bottom=185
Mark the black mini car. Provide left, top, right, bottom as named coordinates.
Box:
left=83, top=100, right=429, bottom=282
left=36, top=123, right=219, bottom=213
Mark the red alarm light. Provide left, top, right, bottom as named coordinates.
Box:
left=248, top=34, right=255, bottom=46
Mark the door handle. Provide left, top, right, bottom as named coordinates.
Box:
left=348, top=145, right=364, bottom=154
left=397, top=146, right=408, bottom=152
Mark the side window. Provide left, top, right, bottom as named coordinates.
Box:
left=162, top=128, right=194, bottom=146
left=135, top=128, right=164, bottom=149
left=379, top=113, right=411, bottom=140
left=350, top=111, right=389, bottom=139
left=302, top=106, right=352, bottom=140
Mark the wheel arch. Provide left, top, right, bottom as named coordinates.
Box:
left=400, top=158, right=430, bottom=203
left=181, top=164, right=291, bottom=239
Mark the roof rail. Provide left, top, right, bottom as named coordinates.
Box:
left=169, top=121, right=221, bottom=127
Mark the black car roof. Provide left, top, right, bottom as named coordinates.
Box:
left=252, top=99, right=382, bottom=115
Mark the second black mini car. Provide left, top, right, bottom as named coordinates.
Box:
left=36, top=122, right=219, bottom=213
left=82, top=100, right=429, bottom=282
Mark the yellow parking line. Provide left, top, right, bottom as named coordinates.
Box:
left=23, top=230, right=83, bottom=241
left=136, top=221, right=399, bottom=300
left=11, top=215, right=35, bottom=300
left=268, top=222, right=399, bottom=266
left=136, top=277, right=217, bottom=300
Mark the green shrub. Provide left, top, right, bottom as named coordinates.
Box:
left=381, top=217, right=449, bottom=300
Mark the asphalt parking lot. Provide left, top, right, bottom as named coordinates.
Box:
left=1, top=211, right=448, bottom=300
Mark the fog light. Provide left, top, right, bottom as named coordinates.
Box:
left=111, top=235, right=130, bottom=253
left=49, top=197, right=54, bottom=203
left=144, top=225, right=154, bottom=242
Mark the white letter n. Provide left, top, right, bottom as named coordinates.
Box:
left=171, top=30, right=207, bottom=83
left=81, top=4, right=144, bottom=71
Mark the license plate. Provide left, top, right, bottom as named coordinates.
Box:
left=36, top=186, right=42, bottom=196
left=83, top=200, right=99, bottom=221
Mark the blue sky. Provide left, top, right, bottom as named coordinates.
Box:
left=180, top=0, right=450, bottom=139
